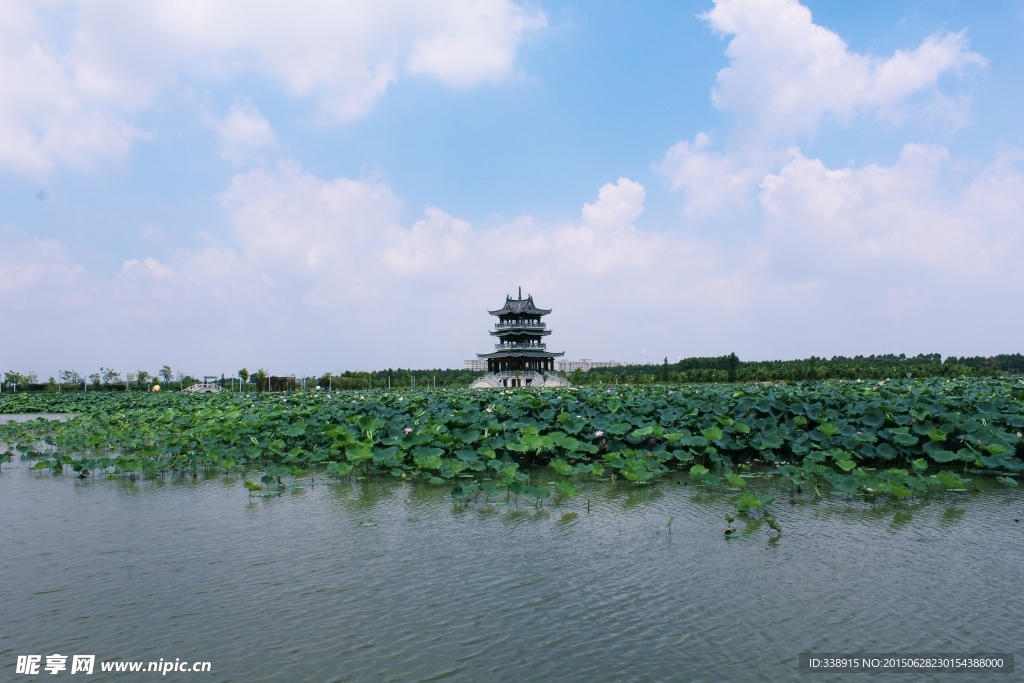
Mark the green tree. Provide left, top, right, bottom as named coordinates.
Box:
left=159, top=365, right=173, bottom=383
left=4, top=371, right=38, bottom=390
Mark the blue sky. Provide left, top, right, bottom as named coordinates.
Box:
left=2, top=0, right=1023, bottom=379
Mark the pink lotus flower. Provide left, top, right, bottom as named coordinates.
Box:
left=404, top=428, right=413, bottom=434
left=594, top=430, right=604, bottom=437
left=485, top=408, right=493, bottom=413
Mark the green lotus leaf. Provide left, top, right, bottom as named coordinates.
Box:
left=281, top=424, right=306, bottom=437
left=818, top=422, right=840, bottom=436
left=555, top=480, right=579, bottom=497
left=549, top=458, right=574, bottom=475
left=926, top=449, right=958, bottom=463
left=739, top=492, right=762, bottom=508
left=935, top=470, right=967, bottom=489
left=345, top=446, right=373, bottom=462
left=725, top=471, right=746, bottom=488
left=892, top=433, right=918, bottom=446
left=701, top=426, right=723, bottom=441
left=885, top=482, right=911, bottom=499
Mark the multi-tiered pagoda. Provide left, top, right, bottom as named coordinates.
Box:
left=472, top=289, right=568, bottom=388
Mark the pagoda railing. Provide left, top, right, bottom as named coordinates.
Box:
left=494, top=320, right=546, bottom=329
left=494, top=342, right=547, bottom=351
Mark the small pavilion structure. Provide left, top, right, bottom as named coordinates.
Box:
left=471, top=289, right=569, bottom=388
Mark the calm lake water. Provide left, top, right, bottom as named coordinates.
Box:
left=1, top=459, right=1021, bottom=682
left=0, top=413, right=74, bottom=423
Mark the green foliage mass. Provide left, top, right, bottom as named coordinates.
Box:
left=570, top=353, right=1024, bottom=385
left=2, top=378, right=1022, bottom=504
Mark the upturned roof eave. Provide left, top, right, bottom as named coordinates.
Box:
left=476, top=350, right=565, bottom=359
left=487, top=307, right=552, bottom=316
left=489, top=329, right=552, bottom=337
left=486, top=294, right=552, bottom=316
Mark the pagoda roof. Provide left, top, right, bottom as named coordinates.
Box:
left=488, top=293, right=551, bottom=317
left=477, top=349, right=565, bottom=359
left=490, top=328, right=551, bottom=337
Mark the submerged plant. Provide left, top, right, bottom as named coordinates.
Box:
left=0, top=377, right=1020, bottom=522
left=243, top=480, right=262, bottom=499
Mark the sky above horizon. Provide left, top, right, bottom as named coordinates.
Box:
left=3, top=0, right=1023, bottom=379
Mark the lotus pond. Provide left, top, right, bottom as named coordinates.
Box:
left=2, top=379, right=1023, bottom=680
left=1, top=378, right=1022, bottom=507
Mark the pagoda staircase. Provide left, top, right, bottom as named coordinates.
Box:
left=470, top=371, right=569, bottom=389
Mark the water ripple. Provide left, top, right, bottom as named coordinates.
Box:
left=1, top=466, right=1021, bottom=682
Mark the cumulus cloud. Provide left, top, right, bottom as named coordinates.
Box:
left=382, top=207, right=473, bottom=276
left=746, top=145, right=1024, bottom=350
left=220, top=161, right=402, bottom=277
left=655, top=133, right=758, bottom=217
left=216, top=104, right=277, bottom=165
left=3, top=0, right=1019, bottom=374
left=123, top=258, right=175, bottom=279
left=703, top=0, right=985, bottom=142
left=658, top=0, right=985, bottom=214
left=0, top=166, right=739, bottom=372
left=0, top=0, right=147, bottom=176
left=758, top=145, right=992, bottom=276
left=0, top=0, right=546, bottom=175
left=5, top=141, right=1024, bottom=375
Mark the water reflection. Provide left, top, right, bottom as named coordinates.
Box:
left=1, top=461, right=1022, bottom=682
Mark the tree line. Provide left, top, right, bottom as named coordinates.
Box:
left=4, top=353, right=1021, bottom=393
left=567, top=353, right=1024, bottom=386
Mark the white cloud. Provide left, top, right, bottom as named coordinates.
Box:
left=579, top=177, right=645, bottom=231
left=3, top=150, right=1023, bottom=375
left=0, top=226, right=87, bottom=304
left=0, top=0, right=147, bottom=176
left=405, top=0, right=547, bottom=86
left=758, top=144, right=999, bottom=274
left=122, top=258, right=174, bottom=278
left=382, top=207, right=473, bottom=275
left=703, top=0, right=985, bottom=142
left=658, top=0, right=986, bottom=214
left=0, top=0, right=546, bottom=175
left=219, top=161, right=402, bottom=278
left=216, top=104, right=277, bottom=165
left=1, top=166, right=745, bottom=372
left=139, top=225, right=167, bottom=243
left=655, top=133, right=758, bottom=216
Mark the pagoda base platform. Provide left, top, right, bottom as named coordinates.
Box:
left=471, top=371, right=570, bottom=389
